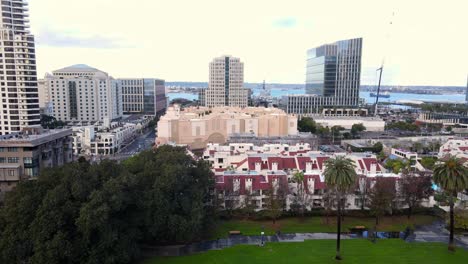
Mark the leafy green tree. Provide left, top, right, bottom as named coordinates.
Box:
left=433, top=156, right=468, bottom=251
left=373, top=142, right=383, bottom=153
left=41, top=114, right=66, bottom=129
left=0, top=146, right=215, bottom=263
left=421, top=157, right=438, bottom=170
left=323, top=156, right=357, bottom=260
left=298, top=117, right=317, bottom=133
left=351, top=123, right=366, bottom=137
left=292, top=171, right=308, bottom=217
left=385, top=158, right=409, bottom=174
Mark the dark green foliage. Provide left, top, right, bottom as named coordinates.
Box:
left=41, top=114, right=66, bottom=129
left=0, top=146, right=214, bottom=264
left=385, top=121, right=420, bottom=132
left=372, top=142, right=383, bottom=153
left=351, top=123, right=366, bottom=136
left=297, top=117, right=317, bottom=133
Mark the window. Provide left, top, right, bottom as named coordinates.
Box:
left=8, top=157, right=19, bottom=163
left=7, top=147, right=18, bottom=152
left=9, top=170, right=15, bottom=176
left=0, top=157, right=5, bottom=163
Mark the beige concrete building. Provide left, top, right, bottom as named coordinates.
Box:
left=0, top=128, right=73, bottom=197
left=156, top=105, right=298, bottom=149
left=199, top=55, right=250, bottom=107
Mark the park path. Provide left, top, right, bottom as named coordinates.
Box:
left=144, top=221, right=468, bottom=257
left=407, top=220, right=468, bottom=250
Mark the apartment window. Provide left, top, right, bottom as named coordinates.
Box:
left=7, top=147, right=18, bottom=152
left=8, top=157, right=19, bottom=163
left=9, top=170, right=15, bottom=176
left=0, top=157, right=5, bottom=163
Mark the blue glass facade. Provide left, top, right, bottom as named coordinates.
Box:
left=305, top=38, right=362, bottom=107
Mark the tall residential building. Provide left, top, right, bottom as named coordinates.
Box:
left=119, top=78, right=167, bottom=116
left=283, top=38, right=363, bottom=115
left=0, top=0, right=41, bottom=135
left=199, top=55, right=249, bottom=107
left=45, top=64, right=123, bottom=124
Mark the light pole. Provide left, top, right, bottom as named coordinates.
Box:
left=260, top=225, right=265, bottom=247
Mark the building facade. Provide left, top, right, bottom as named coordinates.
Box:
left=203, top=143, right=417, bottom=211
left=119, top=78, right=167, bottom=116
left=156, top=105, right=298, bottom=149
left=0, top=0, right=41, bottom=135
left=199, top=55, right=250, bottom=107
left=72, top=122, right=138, bottom=156
left=283, top=38, right=363, bottom=114
left=45, top=64, right=123, bottom=124
left=0, top=128, right=73, bottom=196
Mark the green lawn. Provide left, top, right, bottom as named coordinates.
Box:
left=211, top=215, right=439, bottom=239
left=143, top=239, right=468, bottom=264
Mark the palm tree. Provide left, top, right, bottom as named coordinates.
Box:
left=323, top=156, right=357, bottom=260
left=433, top=156, right=468, bottom=251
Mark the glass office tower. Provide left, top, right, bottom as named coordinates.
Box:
left=305, top=38, right=362, bottom=107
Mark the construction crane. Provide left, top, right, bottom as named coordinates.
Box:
left=374, top=65, right=384, bottom=116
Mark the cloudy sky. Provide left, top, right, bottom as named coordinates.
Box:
left=29, top=0, right=467, bottom=86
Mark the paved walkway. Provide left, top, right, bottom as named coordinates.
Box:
left=144, top=221, right=468, bottom=257
left=407, top=220, right=468, bottom=250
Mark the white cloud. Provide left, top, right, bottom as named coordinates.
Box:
left=29, top=0, right=468, bottom=86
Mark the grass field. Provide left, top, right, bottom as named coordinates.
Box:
left=143, top=239, right=468, bottom=264
left=211, top=215, right=439, bottom=238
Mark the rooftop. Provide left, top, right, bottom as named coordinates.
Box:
left=0, top=129, right=72, bottom=147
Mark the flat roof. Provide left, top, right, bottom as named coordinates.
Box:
left=0, top=129, right=72, bottom=147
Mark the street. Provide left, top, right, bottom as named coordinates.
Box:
left=105, top=129, right=156, bottom=161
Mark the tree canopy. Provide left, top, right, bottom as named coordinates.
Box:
left=0, top=146, right=214, bottom=264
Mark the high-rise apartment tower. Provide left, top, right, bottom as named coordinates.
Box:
left=199, top=55, right=249, bottom=107
left=0, top=0, right=40, bottom=135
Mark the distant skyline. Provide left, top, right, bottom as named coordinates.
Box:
left=30, top=0, right=467, bottom=86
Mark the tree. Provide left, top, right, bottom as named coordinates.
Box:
left=368, top=178, right=396, bottom=226
left=298, top=117, right=317, bottom=133
left=373, top=142, right=383, bottom=154
left=323, top=156, right=357, bottom=260
left=399, top=173, right=433, bottom=219
left=421, top=157, right=437, bottom=170
left=351, top=123, right=366, bottom=137
left=291, top=171, right=308, bottom=217
left=0, top=145, right=215, bottom=263
left=433, top=156, right=468, bottom=251
left=40, top=114, right=66, bottom=129
left=265, top=180, right=287, bottom=224
left=385, top=158, right=409, bottom=174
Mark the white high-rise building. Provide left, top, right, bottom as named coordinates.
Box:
left=0, top=0, right=41, bottom=135
left=45, top=65, right=123, bottom=124
left=199, top=55, right=249, bottom=107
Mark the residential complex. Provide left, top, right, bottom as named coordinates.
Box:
left=118, top=78, right=166, bottom=116
left=156, top=105, right=298, bottom=149
left=282, top=38, right=363, bottom=114
left=0, top=128, right=73, bottom=196
left=72, top=122, right=137, bottom=156
left=439, top=138, right=468, bottom=162
left=45, top=64, right=123, bottom=124
left=203, top=142, right=413, bottom=211
left=0, top=0, right=41, bottom=135
left=199, top=55, right=250, bottom=107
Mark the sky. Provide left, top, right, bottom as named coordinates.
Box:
left=29, top=0, right=468, bottom=86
